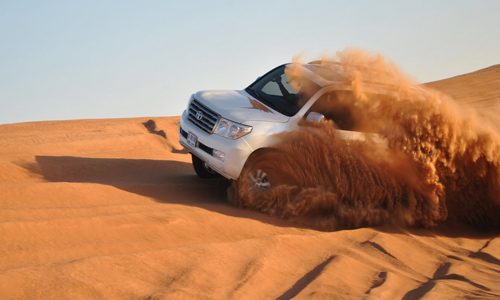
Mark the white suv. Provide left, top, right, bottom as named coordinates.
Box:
left=179, top=62, right=370, bottom=183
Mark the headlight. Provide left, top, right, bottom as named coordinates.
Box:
left=214, top=118, right=252, bottom=139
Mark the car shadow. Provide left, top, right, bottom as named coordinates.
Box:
left=29, top=155, right=500, bottom=238
left=32, top=155, right=292, bottom=227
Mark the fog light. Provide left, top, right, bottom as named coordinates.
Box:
left=213, top=149, right=225, bottom=161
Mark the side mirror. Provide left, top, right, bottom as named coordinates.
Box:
left=306, top=111, right=325, bottom=123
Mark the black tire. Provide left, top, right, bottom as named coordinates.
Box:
left=191, top=154, right=220, bottom=179
left=241, top=149, right=298, bottom=188
left=230, top=149, right=299, bottom=207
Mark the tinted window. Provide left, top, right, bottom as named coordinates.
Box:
left=307, top=91, right=356, bottom=130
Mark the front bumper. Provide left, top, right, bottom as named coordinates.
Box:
left=179, top=110, right=253, bottom=180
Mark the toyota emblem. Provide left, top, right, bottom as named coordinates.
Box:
left=195, top=110, right=203, bottom=121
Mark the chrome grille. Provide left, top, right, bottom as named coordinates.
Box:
left=188, top=99, right=219, bottom=133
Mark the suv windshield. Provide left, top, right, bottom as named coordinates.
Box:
left=245, top=65, right=320, bottom=117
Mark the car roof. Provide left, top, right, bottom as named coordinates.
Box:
left=296, top=61, right=428, bottom=97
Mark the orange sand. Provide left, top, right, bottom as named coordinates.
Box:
left=0, top=66, right=499, bottom=299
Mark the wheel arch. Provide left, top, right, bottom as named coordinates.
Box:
left=236, top=145, right=291, bottom=182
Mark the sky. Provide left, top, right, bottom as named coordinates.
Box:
left=1, top=0, right=499, bottom=124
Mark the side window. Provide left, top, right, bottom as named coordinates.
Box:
left=307, top=91, right=355, bottom=130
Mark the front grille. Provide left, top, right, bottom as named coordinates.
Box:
left=188, top=99, right=219, bottom=133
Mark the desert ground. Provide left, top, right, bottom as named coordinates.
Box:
left=0, top=66, right=499, bottom=299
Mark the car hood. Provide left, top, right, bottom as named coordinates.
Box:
left=193, top=90, right=289, bottom=123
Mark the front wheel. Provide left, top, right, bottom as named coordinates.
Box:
left=191, top=154, right=220, bottom=178
left=230, top=149, right=299, bottom=208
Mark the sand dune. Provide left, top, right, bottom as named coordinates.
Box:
left=1, top=66, right=499, bottom=299
left=426, top=64, right=500, bottom=109
left=426, top=64, right=500, bottom=128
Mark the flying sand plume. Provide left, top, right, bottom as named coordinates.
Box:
left=230, top=49, right=500, bottom=230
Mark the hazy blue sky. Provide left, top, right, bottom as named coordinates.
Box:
left=1, top=0, right=499, bottom=124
